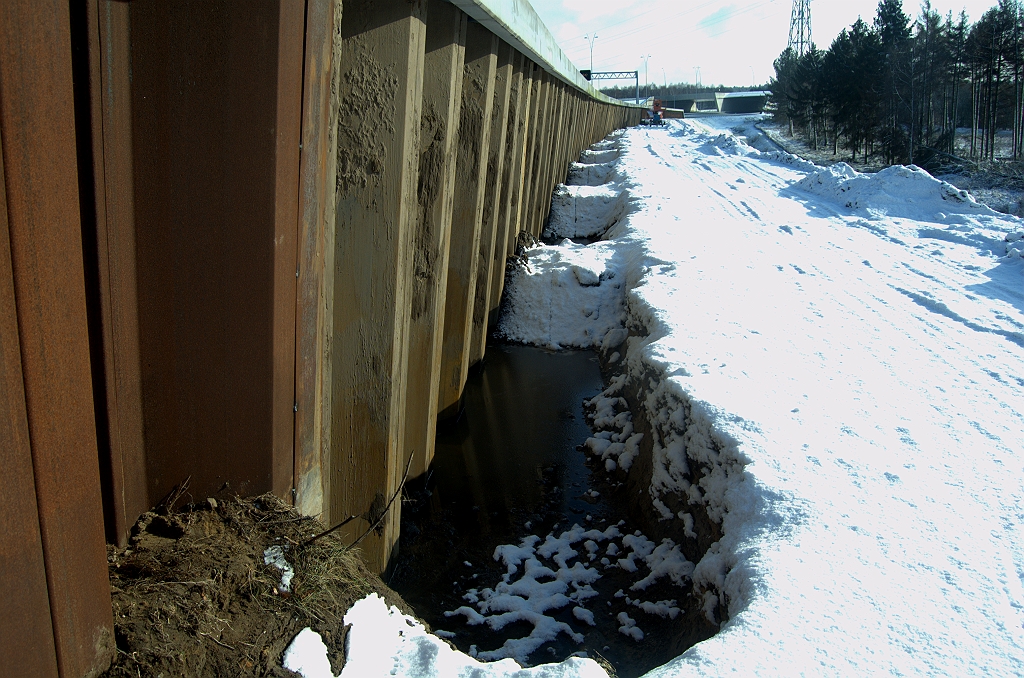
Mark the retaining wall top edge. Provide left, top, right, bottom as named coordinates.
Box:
left=445, top=0, right=639, bottom=107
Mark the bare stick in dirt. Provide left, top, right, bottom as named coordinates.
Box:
left=302, top=452, right=415, bottom=548
left=352, top=453, right=415, bottom=547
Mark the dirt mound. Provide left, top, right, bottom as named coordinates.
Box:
left=103, top=492, right=412, bottom=677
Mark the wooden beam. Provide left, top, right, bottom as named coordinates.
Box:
left=404, top=0, right=466, bottom=478
left=436, top=22, right=497, bottom=417
left=469, top=40, right=514, bottom=365
left=330, top=0, right=426, bottom=573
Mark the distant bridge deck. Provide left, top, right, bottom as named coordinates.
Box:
left=647, top=91, right=770, bottom=114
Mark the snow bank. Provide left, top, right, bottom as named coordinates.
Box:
left=282, top=594, right=611, bottom=678
left=545, top=184, right=633, bottom=240
left=1006, top=230, right=1024, bottom=258
left=496, top=240, right=626, bottom=349
left=567, top=161, right=619, bottom=187
left=583, top=374, right=643, bottom=472
left=795, top=162, right=999, bottom=220
left=498, top=116, right=1024, bottom=676
left=697, top=133, right=753, bottom=157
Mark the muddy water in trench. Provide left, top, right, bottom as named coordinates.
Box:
left=390, top=344, right=708, bottom=676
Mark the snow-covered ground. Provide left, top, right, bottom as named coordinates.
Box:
left=287, top=115, right=1024, bottom=676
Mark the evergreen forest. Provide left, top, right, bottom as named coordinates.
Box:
left=771, top=0, right=1024, bottom=166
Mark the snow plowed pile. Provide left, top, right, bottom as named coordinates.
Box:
left=795, top=161, right=998, bottom=218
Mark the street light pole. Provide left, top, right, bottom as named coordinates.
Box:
left=641, top=54, right=651, bottom=100
left=585, top=33, right=598, bottom=72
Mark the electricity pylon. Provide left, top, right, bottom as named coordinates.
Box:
left=787, top=0, right=812, bottom=56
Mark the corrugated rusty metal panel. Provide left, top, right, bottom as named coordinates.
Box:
left=127, top=0, right=301, bottom=503
left=0, top=122, right=60, bottom=678
left=294, top=0, right=339, bottom=517
left=273, top=0, right=304, bottom=500
left=0, top=1, right=114, bottom=674
left=83, top=0, right=149, bottom=546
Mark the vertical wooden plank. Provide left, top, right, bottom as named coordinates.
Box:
left=0, top=1, right=114, bottom=674
left=560, top=92, right=577, bottom=179
left=468, top=41, right=513, bottom=365
left=128, top=1, right=303, bottom=504
left=271, top=0, right=305, bottom=501
left=520, top=68, right=544, bottom=249
left=331, top=0, right=426, bottom=573
left=505, top=59, right=536, bottom=257
left=436, top=22, right=497, bottom=418
left=551, top=88, right=567, bottom=202
left=561, top=95, right=574, bottom=170
left=487, top=51, right=527, bottom=321
left=404, top=0, right=466, bottom=479
left=319, top=0, right=344, bottom=526
left=83, top=0, right=148, bottom=545
left=0, top=121, right=60, bottom=678
left=294, top=0, right=340, bottom=518
left=526, top=73, right=552, bottom=237
left=536, top=85, right=568, bottom=235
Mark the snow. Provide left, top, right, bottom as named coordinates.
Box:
left=500, top=115, right=1024, bottom=675
left=282, top=594, right=612, bottom=678
left=282, top=628, right=335, bottom=678
left=445, top=525, right=620, bottom=664
left=794, top=162, right=998, bottom=219
left=582, top=375, right=644, bottom=472
left=439, top=519, right=697, bottom=666
left=263, top=545, right=294, bottom=593
left=546, top=184, right=633, bottom=240
left=323, top=113, right=1024, bottom=676
left=496, top=239, right=625, bottom=350
left=616, top=612, right=644, bottom=641
left=1008, top=231, right=1024, bottom=259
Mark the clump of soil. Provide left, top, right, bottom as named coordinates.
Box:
left=103, top=492, right=412, bottom=678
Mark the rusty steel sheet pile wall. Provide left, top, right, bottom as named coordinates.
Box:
left=1, top=1, right=114, bottom=675
left=329, top=0, right=427, bottom=574
left=80, top=0, right=306, bottom=541
left=404, top=0, right=468, bottom=483
left=322, top=0, right=639, bottom=571
left=2, top=0, right=636, bottom=669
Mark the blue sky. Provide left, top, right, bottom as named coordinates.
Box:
left=530, top=0, right=999, bottom=89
